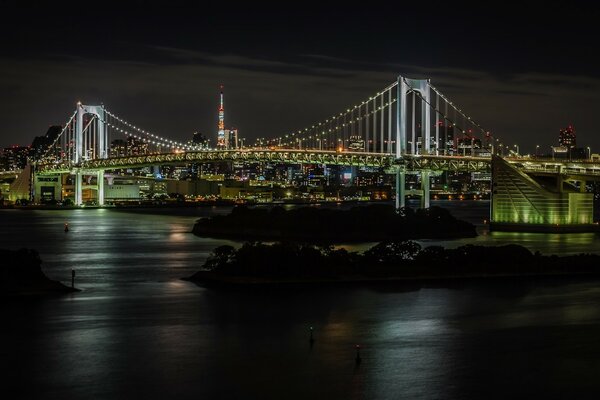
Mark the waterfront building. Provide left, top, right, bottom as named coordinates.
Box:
left=491, top=156, right=594, bottom=231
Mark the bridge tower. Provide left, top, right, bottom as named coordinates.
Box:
left=74, top=103, right=107, bottom=206
left=395, top=76, right=431, bottom=209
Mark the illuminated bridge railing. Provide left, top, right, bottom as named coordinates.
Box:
left=35, top=149, right=502, bottom=174
left=506, top=158, right=600, bottom=178
left=42, top=150, right=600, bottom=176
left=400, top=155, right=491, bottom=172
left=36, top=149, right=396, bottom=173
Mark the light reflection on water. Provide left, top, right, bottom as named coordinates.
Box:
left=1, top=202, right=600, bottom=287
left=1, top=205, right=600, bottom=398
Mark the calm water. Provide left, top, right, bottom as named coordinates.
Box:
left=1, top=202, right=600, bottom=399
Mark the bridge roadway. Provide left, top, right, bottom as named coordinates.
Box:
left=0, top=170, right=21, bottom=180
left=32, top=148, right=600, bottom=178
left=35, top=148, right=492, bottom=174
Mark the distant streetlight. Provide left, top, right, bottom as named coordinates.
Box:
left=536, top=145, right=540, bottom=157
left=587, top=146, right=591, bottom=160
left=514, top=144, right=519, bottom=156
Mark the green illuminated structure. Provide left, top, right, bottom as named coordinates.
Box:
left=491, top=156, right=596, bottom=232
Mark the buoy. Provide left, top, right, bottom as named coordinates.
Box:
left=355, top=344, right=361, bottom=364
left=64, top=223, right=69, bottom=232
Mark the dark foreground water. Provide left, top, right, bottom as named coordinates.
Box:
left=2, top=202, right=600, bottom=399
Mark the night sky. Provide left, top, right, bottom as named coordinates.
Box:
left=1, top=1, right=599, bottom=154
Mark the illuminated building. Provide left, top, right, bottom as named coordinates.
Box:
left=126, top=136, right=148, bottom=156
left=491, top=156, right=594, bottom=231
left=348, top=135, right=365, bottom=151
left=226, top=128, right=238, bottom=149
left=110, top=139, right=127, bottom=157
left=217, top=85, right=225, bottom=148
left=191, top=132, right=209, bottom=149
left=30, top=126, right=62, bottom=161
left=559, top=125, right=576, bottom=148
left=457, top=137, right=481, bottom=156
left=1, top=145, right=30, bottom=170
left=434, top=122, right=455, bottom=155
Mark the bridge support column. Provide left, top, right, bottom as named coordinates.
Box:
left=29, top=163, right=35, bottom=203
left=395, top=167, right=406, bottom=210
left=75, top=170, right=83, bottom=206
left=97, top=170, right=105, bottom=206
left=420, top=170, right=430, bottom=209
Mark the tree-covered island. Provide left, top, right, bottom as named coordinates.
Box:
left=193, top=205, right=477, bottom=242
left=185, top=241, right=600, bottom=286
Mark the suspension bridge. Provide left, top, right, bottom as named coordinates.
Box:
left=9, top=74, right=600, bottom=231
left=30, top=76, right=499, bottom=207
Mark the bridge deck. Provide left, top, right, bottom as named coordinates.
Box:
left=33, top=149, right=600, bottom=177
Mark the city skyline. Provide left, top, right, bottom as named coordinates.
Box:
left=1, top=2, right=599, bottom=153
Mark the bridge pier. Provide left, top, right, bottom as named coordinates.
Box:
left=74, top=170, right=83, bottom=206
left=97, top=170, right=105, bottom=206
left=395, top=167, right=406, bottom=210
left=420, top=170, right=430, bottom=209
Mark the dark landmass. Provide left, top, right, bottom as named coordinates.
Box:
left=1, top=248, right=78, bottom=295
left=192, top=204, right=477, bottom=242
left=185, top=241, right=600, bottom=286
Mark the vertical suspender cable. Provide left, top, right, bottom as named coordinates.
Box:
left=365, top=100, right=371, bottom=151
left=358, top=103, right=362, bottom=144
left=370, top=97, right=374, bottom=153
left=380, top=91, right=384, bottom=153
left=435, top=93, right=440, bottom=155
left=387, top=89, right=394, bottom=154
left=445, top=100, right=448, bottom=155
left=411, top=93, right=416, bottom=155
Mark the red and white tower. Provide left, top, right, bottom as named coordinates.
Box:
left=217, top=85, right=225, bottom=148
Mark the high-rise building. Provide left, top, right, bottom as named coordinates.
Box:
left=191, top=132, right=209, bottom=149
left=110, top=139, right=128, bottom=157
left=559, top=125, right=576, bottom=148
left=348, top=135, right=365, bottom=151
left=457, top=137, right=482, bottom=156
left=435, top=122, right=455, bottom=155
left=217, top=86, right=225, bottom=148
left=127, top=136, right=148, bottom=156
left=30, top=125, right=62, bottom=161
left=2, top=146, right=30, bottom=170
left=226, top=128, right=238, bottom=149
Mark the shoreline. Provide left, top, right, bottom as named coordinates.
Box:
left=1, top=248, right=80, bottom=297
left=191, top=228, right=476, bottom=243
left=1, top=278, right=80, bottom=297
left=183, top=270, right=600, bottom=288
